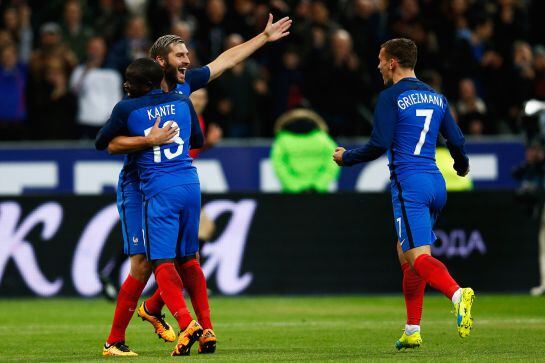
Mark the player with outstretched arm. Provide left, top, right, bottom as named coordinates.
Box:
left=97, top=58, right=206, bottom=356
left=333, top=38, right=475, bottom=350
left=96, top=15, right=292, bottom=356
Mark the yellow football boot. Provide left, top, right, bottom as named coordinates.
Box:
left=172, top=320, right=203, bottom=356
left=455, top=287, right=475, bottom=338
left=198, top=328, right=217, bottom=354
left=137, top=302, right=176, bottom=342
left=395, top=331, right=422, bottom=350
left=102, top=342, right=138, bottom=357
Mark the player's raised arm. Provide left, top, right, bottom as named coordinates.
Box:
left=333, top=92, right=396, bottom=166
left=440, top=103, right=470, bottom=176
left=206, top=14, right=291, bottom=82
left=105, top=117, right=179, bottom=155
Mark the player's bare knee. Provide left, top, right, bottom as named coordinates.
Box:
left=130, top=254, right=152, bottom=281
left=404, top=245, right=431, bottom=267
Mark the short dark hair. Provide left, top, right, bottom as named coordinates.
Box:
left=126, top=58, right=163, bottom=89
left=149, top=34, right=185, bottom=59
left=380, top=38, right=418, bottom=69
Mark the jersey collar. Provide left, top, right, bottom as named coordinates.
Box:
left=400, top=77, right=419, bottom=82
left=147, top=89, right=164, bottom=96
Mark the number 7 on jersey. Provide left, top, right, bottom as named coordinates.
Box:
left=413, top=109, right=433, bottom=155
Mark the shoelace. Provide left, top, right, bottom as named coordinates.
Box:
left=153, top=313, right=170, bottom=331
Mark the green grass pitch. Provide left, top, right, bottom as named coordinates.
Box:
left=0, top=294, right=544, bottom=362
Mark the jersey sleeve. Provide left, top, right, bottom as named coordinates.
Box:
left=94, top=102, right=129, bottom=150
left=342, top=91, right=396, bottom=166
left=187, top=99, right=204, bottom=149
left=186, top=66, right=211, bottom=92
left=440, top=101, right=469, bottom=174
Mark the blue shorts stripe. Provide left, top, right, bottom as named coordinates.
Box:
left=120, top=183, right=131, bottom=255
left=391, top=150, right=415, bottom=249
left=144, top=199, right=151, bottom=260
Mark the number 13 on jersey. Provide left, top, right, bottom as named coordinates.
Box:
left=144, top=121, right=184, bottom=163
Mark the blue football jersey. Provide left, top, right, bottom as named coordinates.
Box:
left=96, top=89, right=204, bottom=197
left=95, top=66, right=211, bottom=188
left=388, top=86, right=448, bottom=175
left=174, top=66, right=210, bottom=96
left=342, top=77, right=467, bottom=176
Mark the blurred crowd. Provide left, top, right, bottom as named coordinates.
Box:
left=1, top=0, right=545, bottom=140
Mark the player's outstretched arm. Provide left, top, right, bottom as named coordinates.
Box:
left=207, top=13, right=292, bottom=82
left=106, top=117, right=178, bottom=155
left=333, top=92, right=395, bottom=167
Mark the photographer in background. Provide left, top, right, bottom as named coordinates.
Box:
left=513, top=141, right=545, bottom=296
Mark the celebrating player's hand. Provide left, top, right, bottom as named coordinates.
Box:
left=263, top=14, right=292, bottom=42
left=333, top=147, right=346, bottom=166
left=456, top=164, right=470, bottom=177
left=145, top=117, right=179, bottom=146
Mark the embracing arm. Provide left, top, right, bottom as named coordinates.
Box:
left=206, top=14, right=291, bottom=82
left=105, top=117, right=179, bottom=155
left=107, top=135, right=153, bottom=155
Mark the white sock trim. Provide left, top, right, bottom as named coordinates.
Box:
left=451, top=288, right=462, bottom=304
left=405, top=324, right=420, bottom=335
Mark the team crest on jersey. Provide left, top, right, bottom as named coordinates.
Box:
left=132, top=236, right=139, bottom=245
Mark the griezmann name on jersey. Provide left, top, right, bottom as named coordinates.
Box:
left=342, top=77, right=467, bottom=176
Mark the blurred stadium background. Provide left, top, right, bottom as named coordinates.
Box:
left=1, top=0, right=545, bottom=360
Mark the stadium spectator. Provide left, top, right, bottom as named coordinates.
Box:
left=0, top=43, right=27, bottom=140
left=26, top=22, right=77, bottom=138
left=70, top=36, right=122, bottom=139
left=270, top=45, right=304, bottom=119
left=534, top=45, right=545, bottom=100
left=189, top=88, right=222, bottom=158
left=419, top=69, right=443, bottom=92
left=92, top=0, right=128, bottom=45
left=2, top=4, right=32, bottom=62
left=305, top=29, right=371, bottom=136
left=342, top=0, right=387, bottom=72
left=171, top=21, right=200, bottom=65
left=512, top=142, right=545, bottom=296
left=271, top=108, right=339, bottom=193
left=507, top=41, right=536, bottom=131
left=493, top=0, right=528, bottom=60
left=208, top=33, right=264, bottom=137
left=148, top=0, right=197, bottom=41
left=456, top=78, right=488, bottom=135
left=196, top=0, right=228, bottom=62
left=227, top=0, right=255, bottom=40
left=449, top=14, right=503, bottom=101
left=34, top=57, right=77, bottom=139
left=61, top=0, right=94, bottom=62
left=107, top=16, right=150, bottom=73
left=28, top=22, right=77, bottom=79
left=2, top=0, right=545, bottom=140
